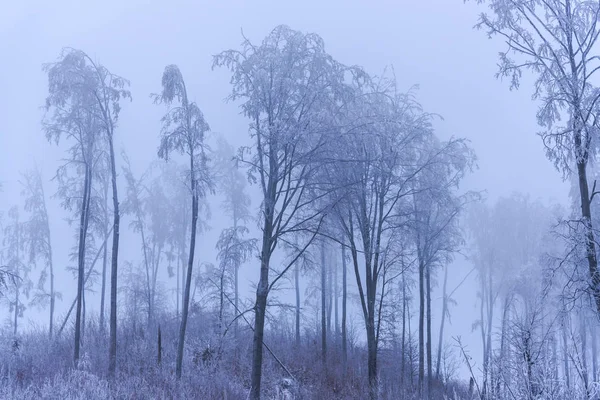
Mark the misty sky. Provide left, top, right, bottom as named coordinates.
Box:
left=0, top=0, right=569, bottom=377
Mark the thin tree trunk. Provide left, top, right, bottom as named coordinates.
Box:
left=321, top=240, right=327, bottom=364
left=82, top=283, right=86, bottom=346
left=418, top=260, right=425, bottom=396
left=435, top=264, right=448, bottom=380
left=426, top=260, right=432, bottom=398
left=341, top=242, right=347, bottom=366
left=401, top=275, right=407, bottom=391
left=581, top=311, right=590, bottom=396
left=39, top=176, right=55, bottom=340
left=327, top=248, right=333, bottom=338
left=13, top=279, right=19, bottom=336
left=74, top=163, right=92, bottom=365
left=176, top=153, right=199, bottom=379
left=563, top=315, right=571, bottom=388
left=234, top=218, right=240, bottom=343
left=100, top=177, right=109, bottom=333
left=219, top=266, right=225, bottom=332
left=591, top=322, right=598, bottom=383
left=176, top=247, right=180, bottom=317
left=108, top=133, right=121, bottom=377
left=334, top=255, right=339, bottom=342
left=295, top=261, right=300, bottom=348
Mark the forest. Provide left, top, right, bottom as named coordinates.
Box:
left=2, top=0, right=600, bottom=399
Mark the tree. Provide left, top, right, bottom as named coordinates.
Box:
left=21, top=167, right=60, bottom=338
left=470, top=0, right=600, bottom=315
left=122, top=155, right=170, bottom=328
left=214, top=25, right=352, bottom=399
left=214, top=136, right=254, bottom=340
left=153, top=64, right=212, bottom=379
left=329, top=79, right=461, bottom=399
left=2, top=206, right=32, bottom=336
left=44, top=54, right=100, bottom=364
left=409, top=137, right=475, bottom=397
left=43, top=48, right=130, bottom=372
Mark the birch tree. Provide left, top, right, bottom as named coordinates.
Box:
left=43, top=48, right=130, bottom=373
left=153, top=64, right=212, bottom=379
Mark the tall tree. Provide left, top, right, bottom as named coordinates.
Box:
left=44, top=53, right=100, bottom=364
left=471, top=0, right=600, bottom=315
left=43, top=48, right=130, bottom=372
left=21, top=167, right=59, bottom=338
left=410, top=137, right=475, bottom=397
left=153, top=64, right=212, bottom=379
left=214, top=25, right=352, bottom=399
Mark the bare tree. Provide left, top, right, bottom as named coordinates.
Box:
left=2, top=206, right=32, bottom=336
left=214, top=136, right=254, bottom=340
left=470, top=0, right=600, bottom=315
left=43, top=48, right=130, bottom=372
left=21, top=167, right=60, bottom=338
left=153, top=64, right=212, bottom=379
left=214, top=25, right=352, bottom=399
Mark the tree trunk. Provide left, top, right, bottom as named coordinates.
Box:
left=435, top=264, right=448, bottom=380
left=100, top=178, right=109, bottom=333
left=426, top=260, right=432, bottom=398
left=249, top=210, right=273, bottom=400
left=562, top=315, right=570, bottom=388
left=321, top=240, right=327, bottom=364
left=341, top=242, right=347, bottom=366
left=234, top=219, right=240, bottom=343
left=82, top=283, right=86, bottom=346
left=580, top=311, right=590, bottom=396
left=13, top=279, right=18, bottom=336
left=591, top=322, right=598, bottom=383
left=367, top=315, right=377, bottom=400
left=334, top=254, right=339, bottom=343
left=157, top=324, right=162, bottom=365
left=219, top=266, right=225, bottom=332
left=401, top=275, right=407, bottom=391
left=295, top=261, right=301, bottom=348
left=418, top=260, right=425, bottom=396
left=575, top=127, right=600, bottom=315
left=74, top=163, right=92, bottom=365
left=175, top=154, right=199, bottom=379
left=499, top=295, right=511, bottom=398
left=41, top=178, right=55, bottom=340
left=108, top=132, right=121, bottom=377
left=327, top=248, right=333, bottom=338
left=176, top=247, right=180, bottom=317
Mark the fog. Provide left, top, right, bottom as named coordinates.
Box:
left=0, top=1, right=586, bottom=399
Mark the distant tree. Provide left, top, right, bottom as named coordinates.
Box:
left=153, top=64, right=212, bottom=379
left=20, top=167, right=60, bottom=338
left=122, top=154, right=170, bottom=327
left=214, top=136, right=254, bottom=339
left=409, top=137, right=475, bottom=396
left=470, top=0, right=600, bottom=315
left=2, top=206, right=32, bottom=336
